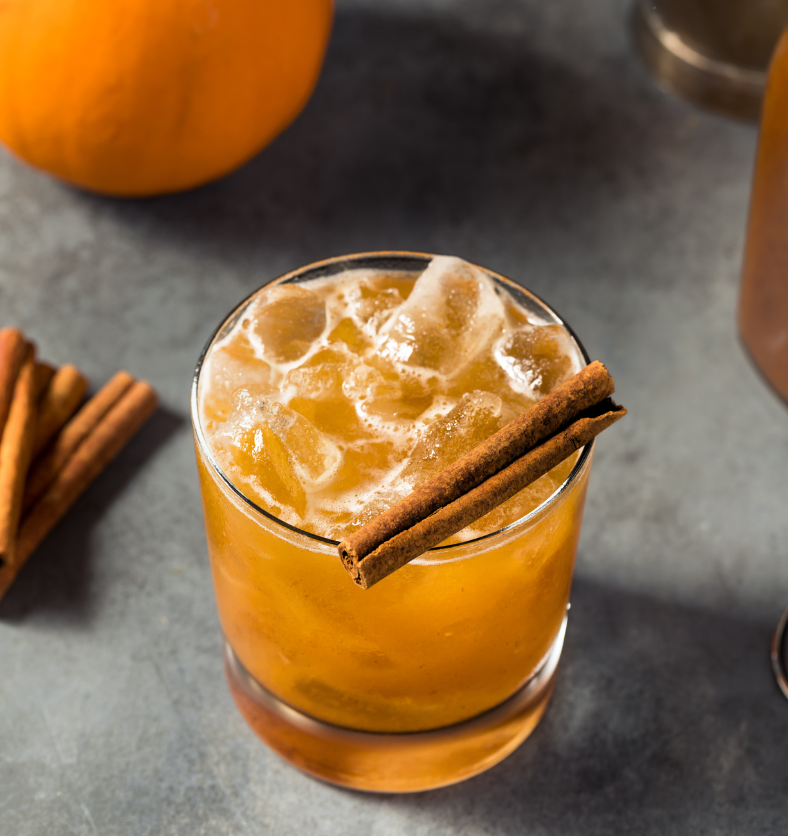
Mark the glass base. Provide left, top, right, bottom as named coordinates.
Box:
left=632, top=0, right=767, bottom=121
left=224, top=617, right=567, bottom=793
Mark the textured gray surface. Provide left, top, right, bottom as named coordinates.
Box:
left=1, top=0, right=787, bottom=833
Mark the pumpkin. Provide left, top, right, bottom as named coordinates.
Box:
left=0, top=0, right=333, bottom=196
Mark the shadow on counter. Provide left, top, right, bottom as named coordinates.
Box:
left=0, top=405, right=182, bottom=623
left=369, top=575, right=785, bottom=834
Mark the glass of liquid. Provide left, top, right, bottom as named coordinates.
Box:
left=192, top=252, right=597, bottom=791
left=739, top=26, right=788, bottom=701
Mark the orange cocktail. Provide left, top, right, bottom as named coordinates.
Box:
left=192, top=252, right=593, bottom=791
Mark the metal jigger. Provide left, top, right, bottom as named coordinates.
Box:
left=633, top=0, right=788, bottom=120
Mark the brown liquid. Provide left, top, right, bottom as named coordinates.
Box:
left=740, top=26, right=788, bottom=402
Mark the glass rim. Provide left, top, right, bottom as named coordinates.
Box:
left=190, top=250, right=594, bottom=552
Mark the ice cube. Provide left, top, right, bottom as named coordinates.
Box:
left=347, top=279, right=406, bottom=339
left=282, top=347, right=370, bottom=435
left=202, top=333, right=272, bottom=425
left=342, top=364, right=398, bottom=403
left=341, top=364, right=435, bottom=422
left=494, top=325, right=575, bottom=399
left=285, top=363, right=344, bottom=402
left=258, top=398, right=341, bottom=486
left=327, top=317, right=370, bottom=352
left=250, top=285, right=327, bottom=363
left=445, top=352, right=537, bottom=417
left=375, top=256, right=506, bottom=375
left=400, top=390, right=508, bottom=487
left=216, top=386, right=342, bottom=517
left=348, top=484, right=412, bottom=532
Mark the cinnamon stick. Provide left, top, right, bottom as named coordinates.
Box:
left=0, top=344, right=38, bottom=568
left=32, top=364, right=88, bottom=458
left=0, top=328, right=27, bottom=437
left=34, top=363, right=57, bottom=401
left=339, top=360, right=616, bottom=585
left=23, top=371, right=135, bottom=512
left=341, top=398, right=626, bottom=589
left=0, top=380, right=157, bottom=601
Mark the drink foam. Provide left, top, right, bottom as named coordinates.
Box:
left=199, top=257, right=583, bottom=540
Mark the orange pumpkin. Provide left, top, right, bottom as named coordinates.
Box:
left=0, top=0, right=333, bottom=196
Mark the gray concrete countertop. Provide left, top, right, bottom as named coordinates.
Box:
left=2, top=1, right=787, bottom=833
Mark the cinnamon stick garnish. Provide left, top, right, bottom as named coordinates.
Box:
left=343, top=399, right=625, bottom=588
left=0, top=344, right=38, bottom=568
left=32, top=364, right=88, bottom=458
left=0, top=380, right=157, bottom=601
left=0, top=328, right=27, bottom=437
left=23, top=371, right=135, bottom=512
left=339, top=361, right=625, bottom=589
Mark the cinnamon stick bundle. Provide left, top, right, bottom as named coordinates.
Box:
left=15, top=382, right=157, bottom=566
left=0, top=376, right=157, bottom=601
left=0, top=322, right=159, bottom=603
left=24, top=371, right=134, bottom=512
left=339, top=361, right=626, bottom=589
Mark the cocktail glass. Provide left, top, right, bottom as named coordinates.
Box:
left=191, top=252, right=595, bottom=792
left=737, top=26, right=788, bottom=702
